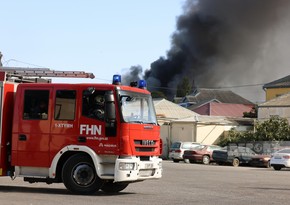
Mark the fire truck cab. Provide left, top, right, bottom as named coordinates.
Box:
left=0, top=68, right=162, bottom=194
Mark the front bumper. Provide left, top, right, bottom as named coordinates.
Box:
left=114, top=156, right=162, bottom=182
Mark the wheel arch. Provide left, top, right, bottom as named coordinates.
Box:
left=49, top=145, right=101, bottom=179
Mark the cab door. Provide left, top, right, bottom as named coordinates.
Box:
left=50, top=88, right=79, bottom=158
left=16, top=88, right=52, bottom=167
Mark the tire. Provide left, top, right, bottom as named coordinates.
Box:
left=173, top=159, right=179, bottom=163
left=232, top=158, right=240, bottom=167
left=189, top=160, right=195, bottom=164
left=273, top=166, right=282, bottom=171
left=202, top=155, right=210, bottom=165
left=266, top=161, right=271, bottom=168
left=101, top=181, right=129, bottom=193
left=62, top=154, right=103, bottom=194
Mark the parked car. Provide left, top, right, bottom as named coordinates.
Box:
left=169, top=141, right=200, bottom=162
left=270, top=148, right=290, bottom=170
left=183, top=145, right=222, bottom=165
left=249, top=155, right=271, bottom=168
left=212, top=146, right=270, bottom=167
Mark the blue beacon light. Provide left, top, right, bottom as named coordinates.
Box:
left=138, top=80, right=147, bottom=89
left=112, top=74, right=121, bottom=85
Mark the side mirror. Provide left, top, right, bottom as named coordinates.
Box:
left=105, top=91, right=116, bottom=121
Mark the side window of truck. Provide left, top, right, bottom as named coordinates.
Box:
left=23, top=90, right=49, bottom=120
left=82, top=89, right=105, bottom=121
left=54, top=90, right=76, bottom=120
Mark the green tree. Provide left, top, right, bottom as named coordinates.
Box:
left=243, top=105, right=257, bottom=118
left=176, top=77, right=192, bottom=97
left=218, top=116, right=290, bottom=146
left=255, top=116, right=290, bottom=141
left=151, top=91, right=167, bottom=99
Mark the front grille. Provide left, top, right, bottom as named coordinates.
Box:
left=134, top=140, right=157, bottom=152
left=136, top=147, right=155, bottom=152
left=140, top=156, right=150, bottom=161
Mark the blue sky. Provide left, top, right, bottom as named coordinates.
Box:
left=1, top=0, right=185, bottom=83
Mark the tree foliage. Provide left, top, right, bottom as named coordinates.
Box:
left=218, top=116, right=290, bottom=146
left=176, top=77, right=192, bottom=97
left=243, top=106, right=257, bottom=118
left=151, top=91, right=167, bottom=99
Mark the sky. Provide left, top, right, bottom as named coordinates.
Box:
left=0, top=0, right=185, bottom=83
left=1, top=0, right=290, bottom=104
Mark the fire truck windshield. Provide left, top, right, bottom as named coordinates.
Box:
left=119, top=91, right=157, bottom=124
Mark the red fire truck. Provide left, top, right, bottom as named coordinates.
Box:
left=0, top=67, right=162, bottom=194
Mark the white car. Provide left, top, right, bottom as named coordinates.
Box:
left=270, top=148, right=290, bottom=170
left=169, top=141, right=200, bottom=163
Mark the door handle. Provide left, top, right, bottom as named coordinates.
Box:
left=19, top=134, right=27, bottom=141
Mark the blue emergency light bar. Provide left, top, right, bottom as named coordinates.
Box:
left=112, top=74, right=121, bottom=85
left=138, top=80, right=147, bottom=89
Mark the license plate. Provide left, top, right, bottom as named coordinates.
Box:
left=145, top=163, right=154, bottom=169
left=274, top=156, right=282, bottom=159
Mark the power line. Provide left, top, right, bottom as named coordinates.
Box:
left=3, top=59, right=47, bottom=68
left=1, top=58, right=268, bottom=89
left=147, top=83, right=265, bottom=91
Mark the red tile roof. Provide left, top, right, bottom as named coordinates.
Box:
left=193, top=102, right=253, bottom=117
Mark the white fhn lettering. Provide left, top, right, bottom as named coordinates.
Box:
left=80, top=124, right=102, bottom=135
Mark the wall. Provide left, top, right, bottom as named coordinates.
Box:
left=196, top=124, right=226, bottom=145
left=266, top=88, right=290, bottom=101
left=160, top=124, right=170, bottom=159
left=258, top=107, right=290, bottom=123
left=170, top=122, right=196, bottom=143
left=193, top=104, right=209, bottom=115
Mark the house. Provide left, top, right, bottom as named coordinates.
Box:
left=154, top=99, right=254, bottom=159
left=193, top=101, right=254, bottom=117
left=263, top=75, right=290, bottom=101
left=154, top=99, right=199, bottom=158
left=154, top=98, right=199, bottom=124
left=178, top=89, right=254, bottom=117
left=258, top=92, right=290, bottom=123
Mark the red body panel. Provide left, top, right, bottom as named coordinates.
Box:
left=0, top=83, right=15, bottom=176
left=9, top=83, right=160, bottom=169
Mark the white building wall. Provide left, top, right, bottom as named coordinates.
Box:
left=170, top=123, right=196, bottom=143
left=258, top=107, right=290, bottom=123
left=160, top=124, right=170, bottom=159
left=196, top=124, right=226, bottom=145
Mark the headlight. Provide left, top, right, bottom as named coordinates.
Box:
left=119, top=162, right=136, bottom=170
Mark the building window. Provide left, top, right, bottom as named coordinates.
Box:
left=23, top=90, right=49, bottom=120
left=55, top=90, right=76, bottom=120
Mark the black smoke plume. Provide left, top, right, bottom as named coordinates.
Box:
left=124, top=0, right=290, bottom=102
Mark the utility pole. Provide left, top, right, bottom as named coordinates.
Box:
left=0, top=52, right=3, bottom=67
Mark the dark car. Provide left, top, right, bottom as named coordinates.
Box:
left=183, top=145, right=222, bottom=165
left=212, top=146, right=270, bottom=167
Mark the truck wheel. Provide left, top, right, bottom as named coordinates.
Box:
left=202, top=155, right=210, bottom=165
left=101, top=181, right=129, bottom=193
left=62, top=154, right=103, bottom=194
left=232, top=158, right=240, bottom=167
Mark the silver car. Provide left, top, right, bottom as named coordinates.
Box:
left=270, top=148, right=290, bottom=170
left=169, top=141, right=201, bottom=162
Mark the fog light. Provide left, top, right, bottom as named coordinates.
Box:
left=119, top=162, right=135, bottom=170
